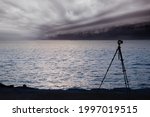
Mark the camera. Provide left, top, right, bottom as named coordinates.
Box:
left=118, top=40, right=123, bottom=45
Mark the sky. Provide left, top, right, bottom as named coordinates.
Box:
left=0, top=0, right=150, bottom=40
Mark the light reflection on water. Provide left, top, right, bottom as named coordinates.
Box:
left=0, top=40, right=150, bottom=89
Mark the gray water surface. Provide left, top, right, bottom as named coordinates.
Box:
left=0, top=40, right=150, bottom=89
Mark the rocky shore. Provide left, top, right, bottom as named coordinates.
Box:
left=0, top=83, right=150, bottom=100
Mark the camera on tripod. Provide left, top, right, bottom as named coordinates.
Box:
left=118, top=40, right=123, bottom=45
left=99, top=40, right=129, bottom=89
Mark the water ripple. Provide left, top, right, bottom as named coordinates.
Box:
left=0, top=40, right=150, bottom=89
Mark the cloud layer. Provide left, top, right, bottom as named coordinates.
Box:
left=0, top=0, right=150, bottom=39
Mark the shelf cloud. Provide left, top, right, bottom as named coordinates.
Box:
left=0, top=0, right=150, bottom=39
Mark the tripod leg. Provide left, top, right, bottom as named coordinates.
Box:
left=99, top=48, right=118, bottom=88
left=118, top=47, right=129, bottom=88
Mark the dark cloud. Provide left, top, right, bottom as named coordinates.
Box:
left=0, top=0, right=150, bottom=39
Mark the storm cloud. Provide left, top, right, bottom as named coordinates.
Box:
left=0, top=0, right=150, bottom=39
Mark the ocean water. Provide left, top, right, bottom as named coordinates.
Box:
left=0, top=40, right=150, bottom=89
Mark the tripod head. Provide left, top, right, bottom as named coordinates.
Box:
left=118, top=40, right=123, bottom=46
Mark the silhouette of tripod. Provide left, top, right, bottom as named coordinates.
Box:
left=99, top=40, right=129, bottom=89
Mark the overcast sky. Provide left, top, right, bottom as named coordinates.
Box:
left=0, top=0, right=150, bottom=39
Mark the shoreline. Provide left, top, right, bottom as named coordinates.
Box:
left=0, top=83, right=150, bottom=100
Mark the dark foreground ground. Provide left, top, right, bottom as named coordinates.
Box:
left=0, top=83, right=150, bottom=100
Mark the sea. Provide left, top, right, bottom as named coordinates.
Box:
left=0, top=40, right=150, bottom=89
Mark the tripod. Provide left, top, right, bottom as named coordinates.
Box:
left=99, top=40, right=129, bottom=89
